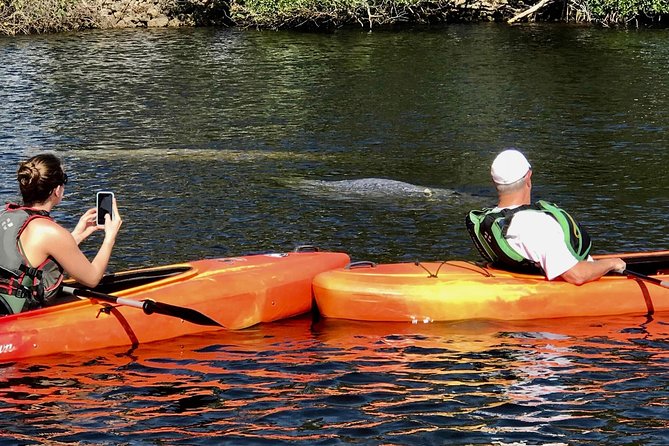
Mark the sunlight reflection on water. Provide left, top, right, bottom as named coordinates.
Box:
left=2, top=315, right=669, bottom=443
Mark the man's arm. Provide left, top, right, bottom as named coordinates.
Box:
left=560, top=257, right=626, bottom=285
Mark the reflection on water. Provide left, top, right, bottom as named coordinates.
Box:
left=2, top=315, right=669, bottom=444
left=2, top=24, right=669, bottom=444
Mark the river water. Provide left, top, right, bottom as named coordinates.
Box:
left=1, top=24, right=669, bottom=444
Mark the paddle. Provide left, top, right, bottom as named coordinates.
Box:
left=62, top=286, right=223, bottom=327
left=623, top=269, right=669, bottom=289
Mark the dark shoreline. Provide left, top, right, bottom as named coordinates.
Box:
left=1, top=0, right=668, bottom=36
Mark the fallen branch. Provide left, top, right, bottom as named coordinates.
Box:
left=508, top=0, right=553, bottom=23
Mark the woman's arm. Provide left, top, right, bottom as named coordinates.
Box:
left=21, top=200, right=122, bottom=288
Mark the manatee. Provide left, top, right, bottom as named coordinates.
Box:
left=298, top=178, right=461, bottom=200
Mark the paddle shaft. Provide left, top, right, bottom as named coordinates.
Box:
left=623, top=269, right=669, bottom=288
left=62, top=286, right=223, bottom=327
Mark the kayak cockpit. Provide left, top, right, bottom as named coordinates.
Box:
left=605, top=252, right=669, bottom=276
left=88, top=266, right=194, bottom=294
left=57, top=265, right=194, bottom=300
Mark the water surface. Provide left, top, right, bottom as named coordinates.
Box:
left=1, top=24, right=669, bottom=444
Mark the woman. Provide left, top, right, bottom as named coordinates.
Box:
left=0, top=153, right=123, bottom=314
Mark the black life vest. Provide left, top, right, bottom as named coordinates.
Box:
left=0, top=203, right=64, bottom=314
left=465, top=200, right=592, bottom=273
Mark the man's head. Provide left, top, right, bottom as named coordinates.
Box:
left=491, top=149, right=532, bottom=194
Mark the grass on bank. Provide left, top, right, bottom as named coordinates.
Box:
left=0, top=0, right=99, bottom=35
left=232, top=0, right=669, bottom=28
left=0, top=0, right=668, bottom=35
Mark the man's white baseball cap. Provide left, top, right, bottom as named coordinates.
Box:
left=490, top=149, right=531, bottom=185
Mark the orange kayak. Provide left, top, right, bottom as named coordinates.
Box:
left=0, top=249, right=349, bottom=362
left=313, top=251, right=669, bottom=323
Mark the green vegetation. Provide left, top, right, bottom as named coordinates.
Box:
left=230, top=0, right=484, bottom=30
left=583, top=0, right=669, bottom=26
left=231, top=0, right=669, bottom=29
left=0, top=0, right=667, bottom=35
left=0, top=0, right=99, bottom=35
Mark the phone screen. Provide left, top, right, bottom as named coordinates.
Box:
left=96, top=192, right=114, bottom=226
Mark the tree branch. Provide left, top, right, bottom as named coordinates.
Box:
left=508, top=0, right=553, bottom=24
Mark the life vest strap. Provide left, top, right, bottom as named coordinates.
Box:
left=18, top=263, right=42, bottom=281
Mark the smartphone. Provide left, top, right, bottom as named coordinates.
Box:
left=96, top=191, right=114, bottom=226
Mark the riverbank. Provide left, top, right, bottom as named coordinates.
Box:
left=0, top=0, right=667, bottom=35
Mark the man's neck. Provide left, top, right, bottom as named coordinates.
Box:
left=497, top=193, right=531, bottom=209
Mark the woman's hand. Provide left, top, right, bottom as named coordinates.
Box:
left=71, top=208, right=100, bottom=245
left=103, top=197, right=123, bottom=244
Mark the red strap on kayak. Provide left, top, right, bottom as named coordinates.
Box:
left=634, top=279, right=655, bottom=316
left=98, top=305, right=140, bottom=347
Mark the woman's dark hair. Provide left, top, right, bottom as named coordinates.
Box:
left=17, top=154, right=67, bottom=206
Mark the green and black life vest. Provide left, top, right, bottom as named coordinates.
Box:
left=465, top=200, right=592, bottom=273
left=0, top=203, right=64, bottom=315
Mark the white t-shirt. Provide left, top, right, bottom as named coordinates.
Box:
left=499, top=206, right=581, bottom=280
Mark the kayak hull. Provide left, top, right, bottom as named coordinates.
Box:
left=313, top=251, right=669, bottom=323
left=0, top=250, right=350, bottom=362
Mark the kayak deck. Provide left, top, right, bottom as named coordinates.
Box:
left=313, top=251, right=669, bottom=323
left=0, top=249, right=350, bottom=362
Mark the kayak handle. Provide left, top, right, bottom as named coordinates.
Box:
left=346, top=261, right=377, bottom=269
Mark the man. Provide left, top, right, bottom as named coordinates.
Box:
left=466, top=148, right=625, bottom=285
